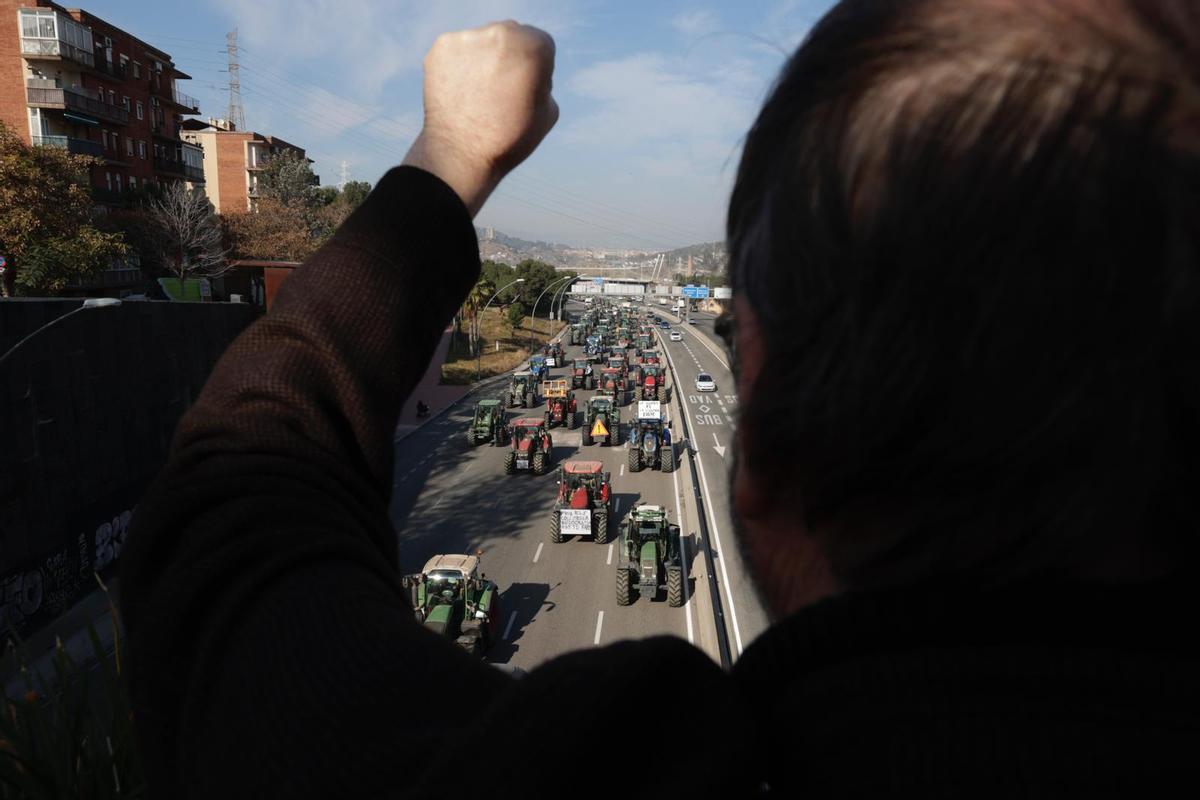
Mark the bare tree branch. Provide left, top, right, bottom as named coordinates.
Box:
left=147, top=182, right=230, bottom=281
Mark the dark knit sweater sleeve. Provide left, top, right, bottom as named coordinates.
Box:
left=119, top=167, right=511, bottom=798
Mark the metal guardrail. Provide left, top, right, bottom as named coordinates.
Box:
left=26, top=86, right=128, bottom=125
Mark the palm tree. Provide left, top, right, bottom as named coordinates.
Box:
left=464, top=277, right=495, bottom=355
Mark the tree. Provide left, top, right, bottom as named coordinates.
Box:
left=221, top=198, right=317, bottom=262
left=258, top=150, right=318, bottom=209
left=0, top=124, right=127, bottom=295
left=463, top=275, right=496, bottom=354
left=340, top=180, right=371, bottom=208
left=505, top=301, right=527, bottom=334
left=146, top=181, right=229, bottom=281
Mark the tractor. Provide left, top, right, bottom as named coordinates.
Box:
left=583, top=396, right=621, bottom=446
left=529, top=355, right=550, bottom=382
left=570, top=324, right=586, bottom=346
left=466, top=398, right=507, bottom=446
left=640, top=349, right=661, bottom=366
left=638, top=364, right=667, bottom=402
left=504, top=418, right=554, bottom=475
left=402, top=554, right=500, bottom=655
left=607, top=355, right=627, bottom=372
left=542, top=380, right=579, bottom=429
left=615, top=505, right=683, bottom=607
left=627, top=401, right=674, bottom=473
left=570, top=358, right=596, bottom=390
left=543, top=341, right=564, bottom=368
left=549, top=461, right=612, bottom=544
left=507, top=371, right=538, bottom=408
left=596, top=367, right=628, bottom=406
left=585, top=334, right=608, bottom=363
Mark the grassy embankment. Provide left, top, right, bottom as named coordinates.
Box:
left=441, top=307, right=564, bottom=385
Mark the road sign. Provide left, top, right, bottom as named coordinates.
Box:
left=682, top=285, right=710, bottom=299
left=591, top=419, right=608, bottom=439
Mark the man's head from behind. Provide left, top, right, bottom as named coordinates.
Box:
left=729, top=0, right=1200, bottom=617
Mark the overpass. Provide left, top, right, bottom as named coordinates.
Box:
left=565, top=276, right=732, bottom=300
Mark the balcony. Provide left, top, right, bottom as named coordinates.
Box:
left=93, top=59, right=127, bottom=82
left=30, top=134, right=103, bottom=158
left=20, top=37, right=94, bottom=69
left=184, top=164, right=205, bottom=183
left=27, top=83, right=128, bottom=126
left=173, top=88, right=200, bottom=114
left=150, top=120, right=182, bottom=141
left=91, top=187, right=123, bottom=204
left=153, top=155, right=203, bottom=182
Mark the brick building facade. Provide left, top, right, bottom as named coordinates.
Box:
left=182, top=118, right=311, bottom=214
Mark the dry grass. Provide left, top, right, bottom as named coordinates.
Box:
left=441, top=308, right=564, bottom=385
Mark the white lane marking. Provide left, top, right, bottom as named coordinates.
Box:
left=685, top=324, right=729, bottom=371
left=614, top=498, right=621, bottom=516
left=606, top=543, right=614, bottom=565
left=593, top=610, right=604, bottom=645
left=502, top=610, right=518, bottom=640
left=533, top=542, right=544, bottom=563
left=619, top=464, right=625, bottom=476
left=662, top=330, right=744, bottom=656
left=671, top=457, right=695, bottom=645
left=712, top=432, right=726, bottom=459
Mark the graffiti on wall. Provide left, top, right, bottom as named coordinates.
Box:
left=0, top=506, right=133, bottom=636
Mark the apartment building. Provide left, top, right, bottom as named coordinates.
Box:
left=182, top=118, right=313, bottom=213
left=0, top=0, right=204, bottom=204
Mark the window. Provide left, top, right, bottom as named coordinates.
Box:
left=120, top=55, right=129, bottom=69
left=107, top=89, right=116, bottom=105
left=137, top=140, right=146, bottom=159
left=129, top=175, right=136, bottom=190
left=125, top=137, right=133, bottom=157
left=115, top=173, right=122, bottom=191
left=136, top=100, right=143, bottom=120
left=132, top=61, right=141, bottom=78
left=111, top=133, right=118, bottom=152
left=105, top=171, right=112, bottom=191
left=102, top=129, right=109, bottom=149
left=121, top=96, right=130, bottom=112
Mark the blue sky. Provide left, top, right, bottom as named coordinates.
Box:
left=94, top=0, right=834, bottom=249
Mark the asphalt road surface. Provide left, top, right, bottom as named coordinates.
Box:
left=389, top=301, right=767, bottom=672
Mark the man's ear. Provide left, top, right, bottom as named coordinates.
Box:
left=733, top=297, right=773, bottom=522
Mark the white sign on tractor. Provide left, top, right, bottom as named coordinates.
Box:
left=637, top=400, right=662, bottom=421
left=559, top=509, right=592, bottom=537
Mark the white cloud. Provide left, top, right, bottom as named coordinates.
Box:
left=671, top=9, right=720, bottom=37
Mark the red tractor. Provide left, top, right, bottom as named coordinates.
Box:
left=543, top=341, right=565, bottom=368
left=549, top=461, right=613, bottom=544
left=597, top=367, right=628, bottom=406
left=542, top=380, right=579, bottom=429
left=503, top=418, right=554, bottom=476
left=639, top=363, right=667, bottom=402
left=571, top=358, right=596, bottom=390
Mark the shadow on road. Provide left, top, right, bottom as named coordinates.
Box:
left=488, top=581, right=556, bottom=664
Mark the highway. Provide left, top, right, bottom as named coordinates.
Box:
left=388, top=301, right=767, bottom=672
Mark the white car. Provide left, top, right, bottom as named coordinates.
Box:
left=669, top=330, right=682, bottom=342
left=695, top=373, right=716, bottom=393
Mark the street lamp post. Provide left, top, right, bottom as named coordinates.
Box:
left=551, top=276, right=576, bottom=322
left=476, top=277, right=525, bottom=382
left=529, top=276, right=574, bottom=352
left=0, top=298, right=122, bottom=368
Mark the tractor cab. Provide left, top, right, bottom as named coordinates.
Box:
left=504, top=418, right=554, bottom=475
left=542, top=342, right=564, bottom=367
left=583, top=395, right=621, bottom=446
left=402, top=554, right=499, bottom=655
left=607, top=356, right=627, bottom=371
left=529, top=355, right=549, bottom=381
left=615, top=505, right=683, bottom=606
left=597, top=367, right=626, bottom=405
left=639, top=364, right=666, bottom=401
left=571, top=358, right=595, bottom=390
left=467, top=398, right=507, bottom=446
left=542, top=380, right=578, bottom=429
left=640, top=350, right=660, bottom=365
left=508, top=371, right=537, bottom=408
left=628, top=400, right=673, bottom=473
left=556, top=461, right=611, bottom=508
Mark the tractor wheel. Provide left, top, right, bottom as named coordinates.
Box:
left=526, top=392, right=535, bottom=408
left=661, top=444, right=675, bottom=473
left=504, top=451, right=516, bottom=475
left=521, top=394, right=528, bottom=408
left=544, top=411, right=552, bottom=429
left=616, top=567, right=633, bottom=606
left=667, top=565, right=683, bottom=607
left=628, top=446, right=642, bottom=473
left=569, top=410, right=579, bottom=430
left=550, top=511, right=563, bottom=543
left=588, top=376, right=596, bottom=390
left=610, top=424, right=620, bottom=446
left=657, top=385, right=667, bottom=402
left=532, top=452, right=548, bottom=475
left=595, top=510, right=609, bottom=544
left=583, top=428, right=594, bottom=446
left=467, top=430, right=476, bottom=447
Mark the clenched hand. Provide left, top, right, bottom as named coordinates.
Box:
left=403, top=21, right=559, bottom=216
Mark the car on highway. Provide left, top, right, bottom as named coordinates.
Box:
left=669, top=330, right=682, bottom=341
left=695, top=372, right=716, bottom=393
left=658, top=320, right=670, bottom=329
left=687, top=318, right=696, bottom=324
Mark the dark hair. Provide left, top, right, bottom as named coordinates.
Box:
left=728, top=0, right=1200, bottom=589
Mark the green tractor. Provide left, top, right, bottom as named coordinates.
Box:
left=615, top=505, right=684, bottom=607
left=570, top=324, right=586, bottom=346
left=628, top=401, right=674, bottom=473
left=506, top=371, right=538, bottom=408
left=549, top=460, right=613, bottom=544
left=402, top=554, right=501, bottom=656
left=504, top=418, right=555, bottom=475
left=466, top=398, right=508, bottom=446
left=583, top=396, right=621, bottom=446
